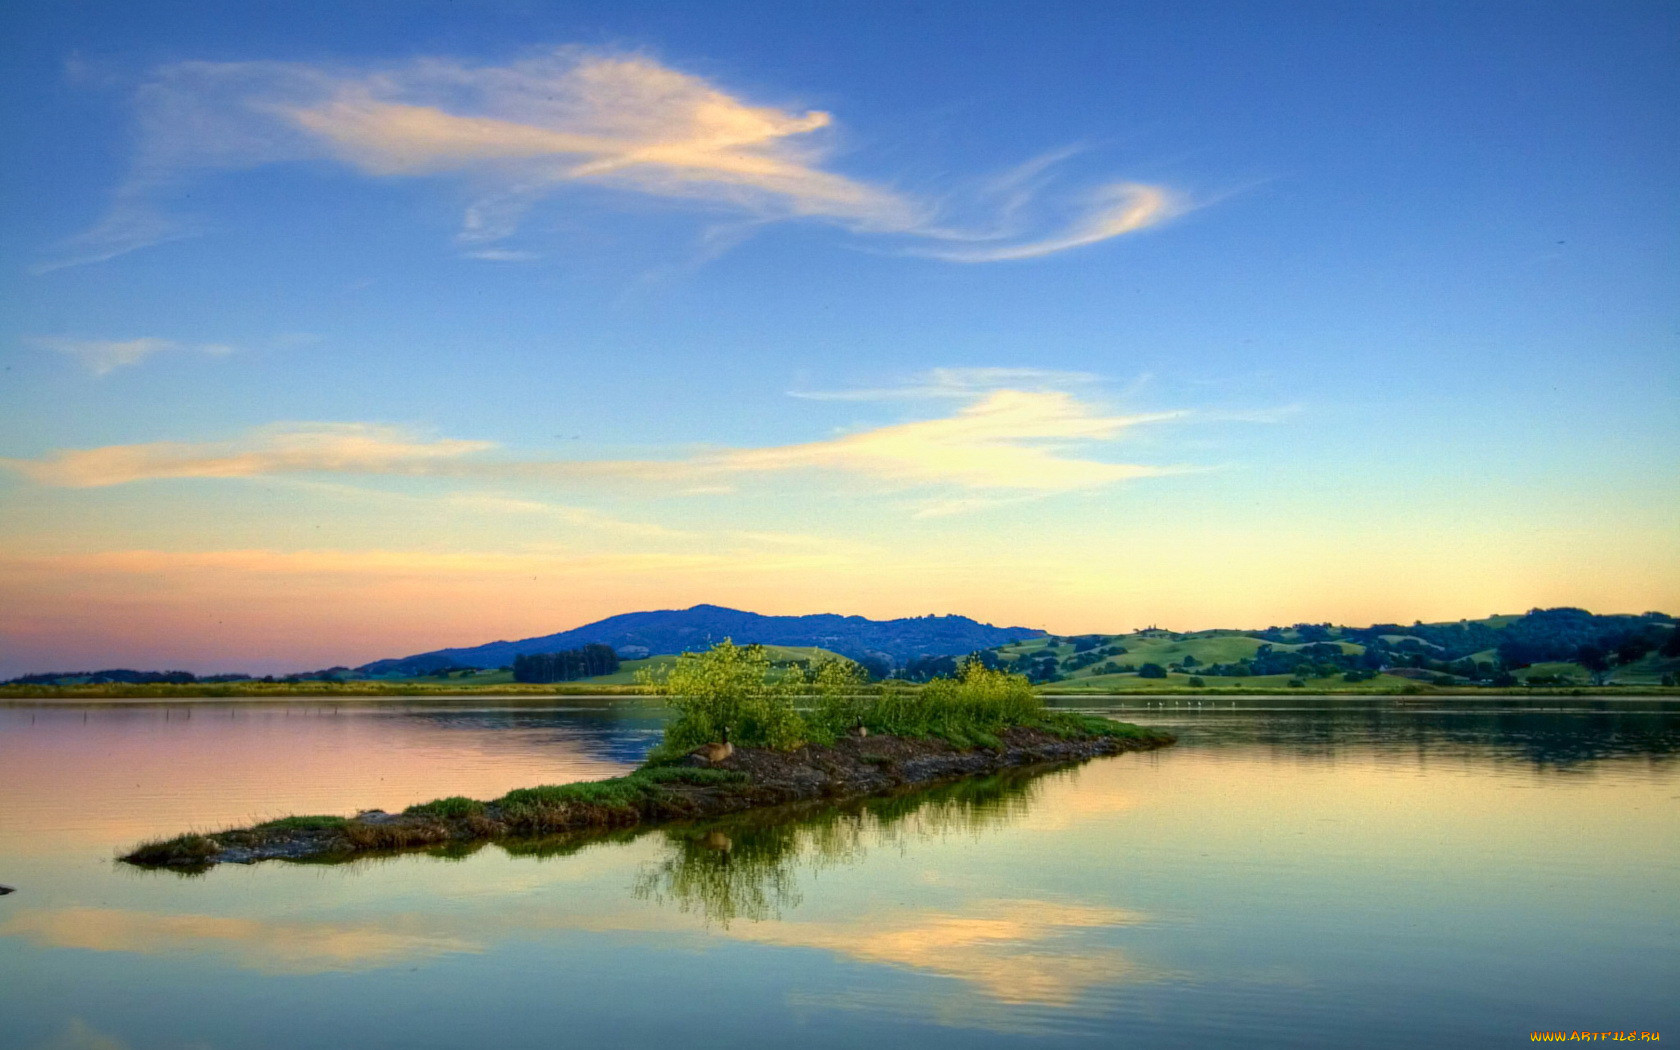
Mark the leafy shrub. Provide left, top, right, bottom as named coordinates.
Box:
left=642, top=640, right=809, bottom=756
left=645, top=642, right=1123, bottom=757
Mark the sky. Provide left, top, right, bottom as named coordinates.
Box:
left=1, top=0, right=1676, bottom=675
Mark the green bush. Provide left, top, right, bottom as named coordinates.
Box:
left=642, top=640, right=809, bottom=756
left=645, top=642, right=1120, bottom=757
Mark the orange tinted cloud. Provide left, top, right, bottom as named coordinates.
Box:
left=4, top=423, right=490, bottom=488
left=7, top=391, right=1180, bottom=497
left=54, top=50, right=1184, bottom=267
left=0, top=907, right=476, bottom=973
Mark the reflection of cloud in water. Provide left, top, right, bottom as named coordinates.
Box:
left=32, top=1019, right=134, bottom=1050
left=620, top=771, right=1161, bottom=1013
left=733, top=899, right=1150, bottom=1006
left=0, top=907, right=476, bottom=973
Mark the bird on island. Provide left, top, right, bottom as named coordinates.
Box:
left=689, top=726, right=733, bottom=764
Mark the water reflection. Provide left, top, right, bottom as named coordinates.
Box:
left=633, top=771, right=1043, bottom=926
left=1072, top=697, right=1680, bottom=770
left=3, top=699, right=1675, bottom=1050
left=0, top=906, right=475, bottom=973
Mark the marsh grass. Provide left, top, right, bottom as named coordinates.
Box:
left=402, top=796, right=485, bottom=819
left=252, top=815, right=348, bottom=831
left=124, top=832, right=221, bottom=867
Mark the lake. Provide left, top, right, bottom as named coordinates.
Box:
left=1, top=697, right=1675, bottom=1048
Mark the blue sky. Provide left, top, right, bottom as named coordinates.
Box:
left=1, top=1, right=1676, bottom=673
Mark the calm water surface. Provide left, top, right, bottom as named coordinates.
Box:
left=1, top=697, right=1676, bottom=1049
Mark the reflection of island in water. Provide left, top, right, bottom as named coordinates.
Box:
left=1100, top=698, right=1680, bottom=771
left=623, top=766, right=1159, bottom=1024
left=9, top=760, right=1159, bottom=1029
left=632, top=769, right=1043, bottom=927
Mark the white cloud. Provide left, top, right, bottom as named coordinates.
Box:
left=911, top=183, right=1184, bottom=262
left=4, top=387, right=1182, bottom=501
left=33, top=337, right=171, bottom=375
left=712, top=390, right=1181, bottom=491
left=791, top=366, right=1101, bottom=401
left=30, top=336, right=236, bottom=375
left=48, top=49, right=1186, bottom=267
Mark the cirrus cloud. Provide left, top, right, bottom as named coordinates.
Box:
left=45, top=49, right=1186, bottom=269
left=3, top=389, right=1181, bottom=501
left=28, top=336, right=235, bottom=376
left=2, top=423, right=493, bottom=488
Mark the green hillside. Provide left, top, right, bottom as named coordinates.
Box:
left=963, top=609, right=1678, bottom=693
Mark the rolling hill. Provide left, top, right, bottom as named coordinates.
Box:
left=970, top=608, right=1678, bottom=690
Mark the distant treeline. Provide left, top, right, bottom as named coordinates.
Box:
left=2, top=668, right=254, bottom=686
left=512, top=644, right=620, bottom=684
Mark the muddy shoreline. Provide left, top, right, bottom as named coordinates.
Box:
left=122, top=725, right=1173, bottom=870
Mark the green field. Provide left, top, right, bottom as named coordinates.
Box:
left=1047, top=671, right=1440, bottom=694
left=994, top=629, right=1363, bottom=678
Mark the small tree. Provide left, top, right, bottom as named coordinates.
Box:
left=1576, top=644, right=1612, bottom=686
left=799, top=658, right=871, bottom=738
left=1137, top=663, right=1168, bottom=679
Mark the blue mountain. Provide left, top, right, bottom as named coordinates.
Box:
left=358, top=604, right=1044, bottom=674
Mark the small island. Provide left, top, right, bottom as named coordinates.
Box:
left=123, top=643, right=1174, bottom=870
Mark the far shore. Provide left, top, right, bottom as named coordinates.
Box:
left=4, top=683, right=1677, bottom=704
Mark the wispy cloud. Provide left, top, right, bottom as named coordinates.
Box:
left=791, top=366, right=1101, bottom=401
left=0, top=545, right=874, bottom=581
left=46, top=49, right=1185, bottom=268
left=2, top=423, right=492, bottom=487
left=5, top=390, right=1180, bottom=499
left=28, top=336, right=233, bottom=375
left=712, top=390, right=1182, bottom=491
left=909, top=183, right=1185, bottom=262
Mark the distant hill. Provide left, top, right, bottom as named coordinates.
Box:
left=357, top=604, right=1045, bottom=676
left=966, top=607, right=1678, bottom=690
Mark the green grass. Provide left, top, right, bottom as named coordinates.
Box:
left=493, top=767, right=749, bottom=820
left=403, top=796, right=486, bottom=819
left=1047, top=671, right=1433, bottom=693
left=252, top=815, right=349, bottom=832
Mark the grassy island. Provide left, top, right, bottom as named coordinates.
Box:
left=122, top=643, right=1173, bottom=870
